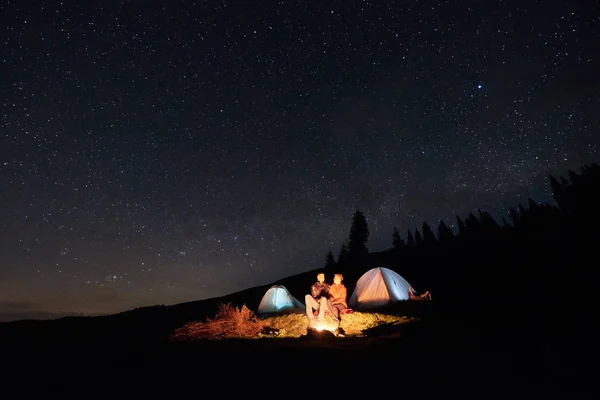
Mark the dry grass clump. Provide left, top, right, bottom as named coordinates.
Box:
left=171, top=303, right=265, bottom=341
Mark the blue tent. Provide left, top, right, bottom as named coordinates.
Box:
left=257, top=285, right=305, bottom=314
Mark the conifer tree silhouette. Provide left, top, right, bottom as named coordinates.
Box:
left=347, top=209, right=369, bottom=269
left=324, top=248, right=336, bottom=271
left=567, top=169, right=581, bottom=186
left=517, top=204, right=528, bottom=228
left=465, top=212, right=480, bottom=231
left=406, top=230, right=415, bottom=247
left=549, top=174, right=568, bottom=212
left=550, top=163, right=600, bottom=227
left=414, top=228, right=422, bottom=247
left=478, top=209, right=500, bottom=231
left=421, top=221, right=437, bottom=246
left=509, top=207, right=520, bottom=228
left=437, top=219, right=454, bottom=244
left=392, top=225, right=404, bottom=249
left=456, top=215, right=466, bottom=236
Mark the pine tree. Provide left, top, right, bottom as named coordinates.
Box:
left=421, top=221, right=437, bottom=245
left=324, top=248, right=336, bottom=270
left=568, top=169, right=580, bottom=186
left=348, top=209, right=369, bottom=264
left=518, top=204, right=528, bottom=226
left=414, top=228, right=422, bottom=246
left=478, top=209, right=500, bottom=230
left=549, top=174, right=568, bottom=212
left=392, top=226, right=404, bottom=249
left=406, top=230, right=415, bottom=247
left=437, top=219, right=454, bottom=244
left=456, top=215, right=466, bottom=236
left=465, top=212, right=480, bottom=231
left=509, top=207, right=520, bottom=227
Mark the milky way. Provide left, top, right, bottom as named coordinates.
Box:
left=1, top=0, right=598, bottom=321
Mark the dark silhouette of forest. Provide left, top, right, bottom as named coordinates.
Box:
left=328, top=164, right=599, bottom=305
left=323, top=163, right=599, bottom=380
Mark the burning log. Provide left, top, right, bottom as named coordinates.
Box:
left=304, top=327, right=337, bottom=340
left=303, top=315, right=344, bottom=338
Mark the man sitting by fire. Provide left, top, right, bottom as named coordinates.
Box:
left=305, top=272, right=331, bottom=322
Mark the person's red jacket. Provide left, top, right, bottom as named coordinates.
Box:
left=328, top=283, right=347, bottom=308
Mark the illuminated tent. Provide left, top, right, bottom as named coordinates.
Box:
left=257, top=285, right=305, bottom=314
left=348, top=267, right=412, bottom=310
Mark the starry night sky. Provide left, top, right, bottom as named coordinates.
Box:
left=1, top=0, right=598, bottom=321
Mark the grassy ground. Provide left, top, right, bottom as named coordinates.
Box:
left=169, top=302, right=416, bottom=340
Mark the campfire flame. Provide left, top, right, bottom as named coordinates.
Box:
left=311, top=318, right=339, bottom=333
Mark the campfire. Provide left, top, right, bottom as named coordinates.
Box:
left=306, top=316, right=344, bottom=338
left=311, top=318, right=339, bottom=332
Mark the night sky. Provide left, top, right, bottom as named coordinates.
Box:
left=1, top=0, right=598, bottom=321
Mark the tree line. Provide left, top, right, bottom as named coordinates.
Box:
left=316, top=162, right=599, bottom=382
left=321, top=162, right=600, bottom=311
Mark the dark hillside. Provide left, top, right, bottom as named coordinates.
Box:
left=0, top=269, right=324, bottom=348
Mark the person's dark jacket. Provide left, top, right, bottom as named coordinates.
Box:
left=310, top=281, right=330, bottom=300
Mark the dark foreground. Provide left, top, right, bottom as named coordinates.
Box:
left=0, top=313, right=593, bottom=398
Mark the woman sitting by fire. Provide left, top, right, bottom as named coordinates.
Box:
left=326, top=273, right=347, bottom=322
